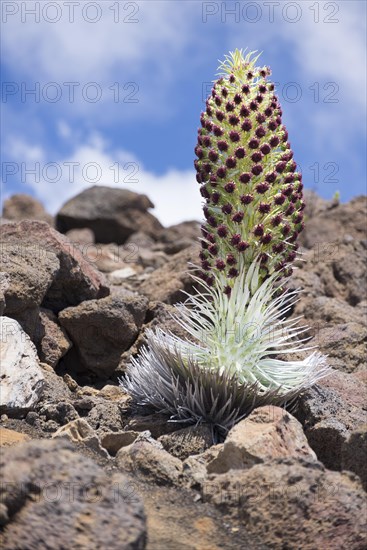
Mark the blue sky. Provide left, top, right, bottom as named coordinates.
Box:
left=1, top=0, right=366, bottom=226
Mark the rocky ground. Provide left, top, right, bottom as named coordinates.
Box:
left=1, top=186, right=366, bottom=550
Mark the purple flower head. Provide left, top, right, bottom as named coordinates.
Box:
left=240, top=105, right=250, bottom=117
left=254, top=224, right=264, bottom=237
left=242, top=84, right=250, bottom=94
left=217, top=224, right=228, bottom=238
left=237, top=241, right=249, bottom=252
left=252, top=164, right=263, bottom=176
left=230, top=234, right=241, bottom=245
left=269, top=136, right=280, bottom=148
left=217, top=166, right=227, bottom=178
left=232, top=211, right=244, bottom=223
left=272, top=242, right=284, bottom=254
left=276, top=161, right=286, bottom=174
left=255, top=126, right=266, bottom=138
left=226, top=157, right=237, bottom=169
left=240, top=194, right=253, bottom=205
left=271, top=214, right=283, bottom=226
left=251, top=151, right=263, bottom=163
left=215, top=96, right=222, bottom=106
left=260, top=233, right=272, bottom=245
left=260, top=143, right=271, bottom=155
left=249, top=138, right=259, bottom=149
left=216, top=259, right=226, bottom=270
left=228, top=267, right=239, bottom=278
left=226, top=101, right=235, bottom=112
left=241, top=119, right=252, bottom=132
left=258, top=202, right=271, bottom=214
left=216, top=111, right=225, bottom=122
left=224, top=285, right=232, bottom=296
left=211, top=192, right=220, bottom=204
left=274, top=193, right=286, bottom=205
left=233, top=93, right=242, bottom=104
left=255, top=182, right=269, bottom=194
left=208, top=150, right=219, bottom=162
left=222, top=203, right=233, bottom=214
left=239, top=173, right=251, bottom=184
left=229, top=130, right=240, bottom=142
left=217, top=140, right=228, bottom=152
left=224, top=182, right=236, bottom=193
left=202, top=136, right=211, bottom=147
left=256, top=113, right=266, bottom=124
left=265, top=172, right=276, bottom=183
left=221, top=87, right=228, bottom=97
left=249, top=101, right=258, bottom=111
left=235, top=147, right=246, bottom=159
left=226, top=254, right=237, bottom=266
left=208, top=244, right=219, bottom=255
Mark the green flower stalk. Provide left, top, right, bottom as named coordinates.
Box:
left=121, top=50, right=330, bottom=435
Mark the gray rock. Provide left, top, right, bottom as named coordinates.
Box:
left=59, top=294, right=148, bottom=377
left=0, top=272, right=9, bottom=316
left=0, top=438, right=146, bottom=549
left=53, top=418, right=109, bottom=458
left=56, top=185, right=163, bottom=244
left=0, top=317, right=45, bottom=416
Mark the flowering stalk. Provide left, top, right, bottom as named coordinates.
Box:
left=122, top=50, right=330, bottom=435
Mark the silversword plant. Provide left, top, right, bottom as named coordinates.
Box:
left=122, top=50, right=330, bottom=435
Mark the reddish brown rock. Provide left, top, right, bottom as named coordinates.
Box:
left=203, top=458, right=366, bottom=550
left=2, top=194, right=53, bottom=225
left=206, top=406, right=316, bottom=474
left=0, top=220, right=109, bottom=312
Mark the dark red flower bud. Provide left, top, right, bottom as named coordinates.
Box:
left=221, top=87, right=228, bottom=97
left=293, top=212, right=303, bottom=224
left=229, top=74, right=236, bottom=83
left=229, top=130, right=240, bottom=142
left=226, top=101, right=235, bottom=112
left=260, top=233, right=272, bottom=244
left=216, top=111, right=225, bottom=122
left=229, top=115, right=240, bottom=126
left=226, top=254, right=237, bottom=265
left=271, top=214, right=283, bottom=226
left=283, top=184, right=294, bottom=197
left=230, top=234, right=241, bottom=245
left=226, top=157, right=237, bottom=169
left=256, top=126, right=266, bottom=138
left=272, top=242, right=284, bottom=253
left=208, top=243, right=219, bottom=255
left=217, top=166, right=227, bottom=178
left=217, top=224, right=228, bottom=238
left=254, top=224, right=264, bottom=237
left=268, top=120, right=277, bottom=131
left=255, top=182, right=269, bottom=194
left=239, top=173, right=251, bottom=184
left=206, top=106, right=213, bottom=116
left=195, top=146, right=204, bottom=159
left=289, top=231, right=298, bottom=243
left=269, top=136, right=280, bottom=147
left=281, top=224, right=291, bottom=236
left=242, top=84, right=250, bottom=94
left=235, top=147, right=246, bottom=159
left=211, top=192, right=220, bottom=204
left=222, top=203, right=233, bottom=214
left=200, top=185, right=210, bottom=198
left=252, top=164, right=263, bottom=176
left=256, top=113, right=266, bottom=124
left=265, top=172, right=277, bottom=183
left=284, top=174, right=294, bottom=184
left=228, top=267, right=239, bottom=278
left=208, top=149, right=219, bottom=162
left=224, top=182, right=236, bottom=193
left=251, top=151, right=263, bottom=163
left=208, top=216, right=217, bottom=228
left=203, top=163, right=211, bottom=174
left=274, top=193, right=286, bottom=205
left=232, top=211, right=244, bottom=223
left=213, top=125, right=223, bottom=137
left=275, top=161, right=286, bottom=173
left=240, top=194, right=253, bottom=205
left=260, top=143, right=271, bottom=155
left=286, top=251, right=297, bottom=262
left=264, top=107, right=273, bottom=117
left=202, top=136, right=211, bottom=147
left=201, top=260, right=211, bottom=270
left=258, top=202, right=271, bottom=214
left=217, top=140, right=228, bottom=152
left=250, top=101, right=258, bottom=111
left=233, top=93, right=242, bottom=104
left=268, top=83, right=274, bottom=91
left=249, top=138, right=259, bottom=149
left=237, top=241, right=249, bottom=252
left=216, top=259, right=226, bottom=270
left=224, top=285, right=232, bottom=296
left=259, top=84, right=267, bottom=93
left=256, top=94, right=263, bottom=104
left=241, top=119, right=252, bottom=131
left=215, top=96, right=222, bottom=106
left=285, top=204, right=295, bottom=216
left=240, top=105, right=250, bottom=117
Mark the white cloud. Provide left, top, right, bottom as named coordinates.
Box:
left=3, top=134, right=201, bottom=227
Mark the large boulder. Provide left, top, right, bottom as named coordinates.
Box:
left=0, top=220, right=109, bottom=313
left=0, top=317, right=45, bottom=416
left=2, top=194, right=53, bottom=225
left=204, top=458, right=366, bottom=550
left=59, top=294, right=148, bottom=377
left=56, top=186, right=163, bottom=244
left=0, top=438, right=146, bottom=549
